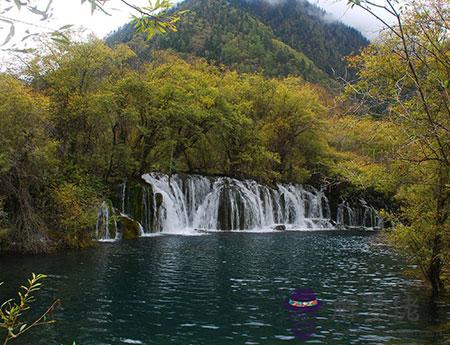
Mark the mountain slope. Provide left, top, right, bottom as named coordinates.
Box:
left=234, top=0, right=369, bottom=78
left=107, top=0, right=329, bottom=83
left=106, top=0, right=368, bottom=83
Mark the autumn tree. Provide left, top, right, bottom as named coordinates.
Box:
left=0, top=75, right=53, bottom=252
left=346, top=0, right=449, bottom=295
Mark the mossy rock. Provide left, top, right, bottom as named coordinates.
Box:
left=118, top=216, right=141, bottom=240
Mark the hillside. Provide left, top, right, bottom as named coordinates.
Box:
left=235, top=0, right=369, bottom=78
left=106, top=0, right=368, bottom=83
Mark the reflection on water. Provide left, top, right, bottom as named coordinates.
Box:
left=0, top=231, right=448, bottom=345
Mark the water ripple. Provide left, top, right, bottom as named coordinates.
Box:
left=0, top=231, right=448, bottom=345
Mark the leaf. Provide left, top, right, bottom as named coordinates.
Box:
left=2, top=6, right=13, bottom=13
left=19, top=323, right=27, bottom=332
left=45, top=0, right=53, bottom=13
left=59, top=24, right=73, bottom=31
left=13, top=0, right=22, bottom=10
left=1, top=23, right=15, bottom=46
left=22, top=33, right=39, bottom=42
left=11, top=48, right=35, bottom=53
left=1, top=299, right=13, bottom=309
left=51, top=36, right=70, bottom=45
left=27, top=6, right=46, bottom=16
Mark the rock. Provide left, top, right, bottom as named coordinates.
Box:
left=273, top=224, right=286, bottom=231
left=118, top=216, right=141, bottom=240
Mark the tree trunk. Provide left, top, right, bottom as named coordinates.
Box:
left=427, top=233, right=443, bottom=297
left=428, top=164, right=449, bottom=297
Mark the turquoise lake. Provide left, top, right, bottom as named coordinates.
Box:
left=1, top=231, right=449, bottom=344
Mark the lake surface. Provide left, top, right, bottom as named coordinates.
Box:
left=1, top=231, right=449, bottom=345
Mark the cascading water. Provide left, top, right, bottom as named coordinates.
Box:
left=336, top=199, right=383, bottom=229
left=96, top=173, right=384, bottom=239
left=96, top=201, right=119, bottom=241
left=140, top=173, right=334, bottom=233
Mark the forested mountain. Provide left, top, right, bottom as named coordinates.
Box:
left=234, top=0, right=369, bottom=78
left=106, top=0, right=368, bottom=83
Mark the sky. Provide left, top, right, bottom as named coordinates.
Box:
left=313, top=0, right=386, bottom=38
left=0, top=0, right=389, bottom=65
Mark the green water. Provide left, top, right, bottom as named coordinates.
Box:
left=0, top=231, right=448, bottom=344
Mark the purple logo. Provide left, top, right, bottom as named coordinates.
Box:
left=283, top=287, right=323, bottom=340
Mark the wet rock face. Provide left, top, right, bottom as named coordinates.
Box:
left=119, top=182, right=160, bottom=233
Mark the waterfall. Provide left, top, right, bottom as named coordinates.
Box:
left=96, top=201, right=119, bottom=241
left=97, top=173, right=384, bottom=238
left=337, top=199, right=383, bottom=229
left=140, top=173, right=334, bottom=233
left=120, top=182, right=126, bottom=214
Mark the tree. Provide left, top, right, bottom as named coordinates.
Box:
left=259, top=78, right=329, bottom=183
left=0, top=48, right=110, bottom=252
left=345, top=0, right=449, bottom=296
left=0, top=74, right=53, bottom=253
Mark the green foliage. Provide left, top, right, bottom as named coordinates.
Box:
left=328, top=115, right=402, bottom=195
left=387, top=185, right=450, bottom=275
left=1, top=274, right=59, bottom=345
left=50, top=182, right=102, bottom=248
left=235, top=0, right=369, bottom=78
left=341, top=0, right=449, bottom=295
left=0, top=59, right=109, bottom=252
left=132, top=0, right=189, bottom=40
left=0, top=74, right=52, bottom=253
